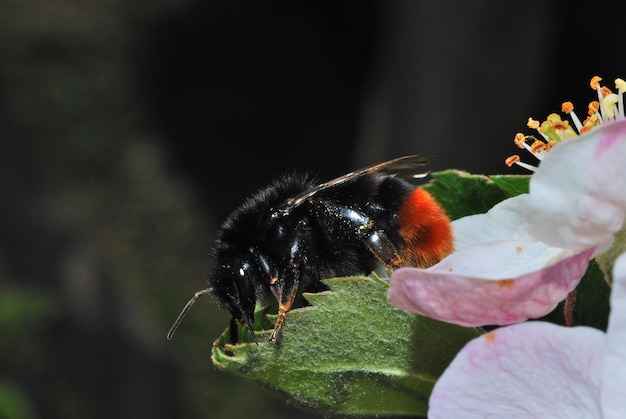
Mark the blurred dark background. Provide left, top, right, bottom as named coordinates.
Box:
left=1, top=1, right=625, bottom=418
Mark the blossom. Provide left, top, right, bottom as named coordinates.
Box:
left=388, top=77, right=626, bottom=327
left=388, top=195, right=594, bottom=327
left=427, top=252, right=626, bottom=418
left=522, top=118, right=626, bottom=254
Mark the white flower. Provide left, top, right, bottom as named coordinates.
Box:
left=389, top=77, right=626, bottom=328
left=428, top=252, right=626, bottom=418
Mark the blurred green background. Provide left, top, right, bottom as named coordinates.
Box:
left=1, top=1, right=625, bottom=418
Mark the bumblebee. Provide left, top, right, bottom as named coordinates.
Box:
left=168, top=155, right=453, bottom=343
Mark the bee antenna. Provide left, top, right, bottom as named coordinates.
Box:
left=166, top=288, right=212, bottom=340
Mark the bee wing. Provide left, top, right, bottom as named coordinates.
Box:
left=280, top=155, right=433, bottom=212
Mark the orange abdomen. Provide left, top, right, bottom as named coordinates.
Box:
left=396, top=189, right=454, bottom=268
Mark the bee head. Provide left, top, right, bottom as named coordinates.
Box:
left=210, top=254, right=259, bottom=342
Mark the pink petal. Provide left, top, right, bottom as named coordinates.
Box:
left=429, top=322, right=604, bottom=418
left=524, top=119, right=626, bottom=252
left=602, top=253, right=626, bottom=418
left=388, top=248, right=593, bottom=327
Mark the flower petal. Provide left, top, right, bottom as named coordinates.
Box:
left=523, top=119, right=626, bottom=252
left=429, top=322, right=604, bottom=419
left=388, top=248, right=593, bottom=327
left=602, top=252, right=626, bottom=418
left=452, top=194, right=533, bottom=251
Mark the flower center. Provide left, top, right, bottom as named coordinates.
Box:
left=506, top=76, right=626, bottom=171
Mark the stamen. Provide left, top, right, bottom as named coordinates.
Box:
left=616, top=78, right=626, bottom=118
left=600, top=86, right=613, bottom=97
left=561, top=101, right=583, bottom=132
left=513, top=133, right=544, bottom=160
left=590, top=76, right=607, bottom=120
left=580, top=114, right=600, bottom=133
left=507, top=75, right=625, bottom=172
left=527, top=118, right=540, bottom=129
left=504, top=155, right=520, bottom=167
left=551, top=120, right=569, bottom=130
left=513, top=133, right=526, bottom=149
left=539, top=114, right=576, bottom=143
left=588, top=101, right=601, bottom=121
left=602, top=93, right=620, bottom=120
left=504, top=155, right=537, bottom=172
left=550, top=119, right=577, bottom=140
left=590, top=75, right=602, bottom=90
left=530, top=140, right=546, bottom=154
left=515, top=134, right=544, bottom=160
left=561, top=101, right=574, bottom=113
left=527, top=117, right=548, bottom=140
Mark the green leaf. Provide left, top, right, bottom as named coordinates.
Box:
left=423, top=171, right=528, bottom=221
left=212, top=275, right=482, bottom=416
left=490, top=174, right=530, bottom=197
left=573, top=260, right=611, bottom=331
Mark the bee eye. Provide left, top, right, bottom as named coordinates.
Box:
left=238, top=260, right=252, bottom=278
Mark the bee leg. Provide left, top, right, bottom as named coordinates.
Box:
left=229, top=317, right=239, bottom=344
left=269, top=270, right=300, bottom=343
left=365, top=230, right=401, bottom=268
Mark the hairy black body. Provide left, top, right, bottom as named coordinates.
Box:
left=167, top=155, right=453, bottom=344
left=212, top=169, right=415, bottom=343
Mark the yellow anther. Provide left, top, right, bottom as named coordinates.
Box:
left=530, top=140, right=547, bottom=154
left=580, top=124, right=593, bottom=134
left=590, top=76, right=603, bottom=90
left=527, top=118, right=540, bottom=129
left=551, top=120, right=570, bottom=131
left=561, top=101, right=574, bottom=113
left=505, top=155, right=521, bottom=167
left=508, top=75, right=625, bottom=171
left=514, top=133, right=526, bottom=149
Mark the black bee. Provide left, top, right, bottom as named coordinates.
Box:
left=167, top=155, right=453, bottom=343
